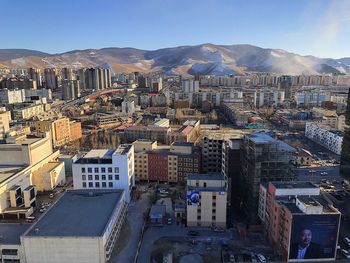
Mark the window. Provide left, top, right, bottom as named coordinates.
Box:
left=114, top=167, right=119, bottom=173
left=82, top=175, right=86, bottom=180
left=88, top=168, right=92, bottom=173
left=101, top=167, right=106, bottom=173
left=94, top=167, right=99, bottom=173
left=197, top=215, right=201, bottom=220
left=212, top=209, right=216, bottom=213
left=102, top=182, right=106, bottom=188
left=81, top=167, right=86, bottom=173
left=108, top=182, right=113, bottom=188
left=82, top=182, right=86, bottom=188
left=102, top=175, right=106, bottom=180
left=88, top=175, right=92, bottom=180
left=95, top=182, right=100, bottom=187
left=212, top=215, right=216, bottom=220
left=108, top=167, right=112, bottom=173
left=108, top=174, right=113, bottom=180
left=88, top=182, right=93, bottom=187
left=95, top=174, right=99, bottom=180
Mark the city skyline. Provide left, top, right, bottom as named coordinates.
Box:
left=1, top=0, right=350, bottom=58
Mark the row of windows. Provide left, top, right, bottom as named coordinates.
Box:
left=82, top=182, right=113, bottom=188
left=82, top=174, right=119, bottom=181
left=81, top=167, right=119, bottom=173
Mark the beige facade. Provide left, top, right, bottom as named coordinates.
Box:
left=167, top=155, right=178, bottom=182
left=31, top=162, right=65, bottom=192
left=186, top=174, right=227, bottom=228
left=0, top=111, right=10, bottom=139
left=12, top=104, right=44, bottom=120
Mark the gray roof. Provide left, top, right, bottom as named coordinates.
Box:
left=187, top=173, right=225, bottom=181
left=25, top=190, right=124, bottom=237
left=271, top=181, right=318, bottom=189
left=149, top=205, right=166, bottom=218
left=250, top=133, right=296, bottom=152
left=0, top=223, right=30, bottom=244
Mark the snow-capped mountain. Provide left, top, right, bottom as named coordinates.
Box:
left=0, top=44, right=349, bottom=75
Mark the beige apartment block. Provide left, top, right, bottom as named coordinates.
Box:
left=0, top=111, right=10, bottom=139
left=31, top=162, right=65, bottom=191
left=187, top=174, right=227, bottom=228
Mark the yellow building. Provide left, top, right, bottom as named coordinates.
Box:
left=186, top=174, right=227, bottom=228
left=133, top=140, right=156, bottom=181
left=34, top=118, right=74, bottom=147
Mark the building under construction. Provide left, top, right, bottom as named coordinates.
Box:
left=238, top=132, right=296, bottom=223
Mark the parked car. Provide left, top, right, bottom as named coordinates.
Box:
left=187, top=230, right=199, bottom=236
left=257, top=254, right=267, bottom=262
left=344, top=237, right=350, bottom=247
left=229, top=253, right=236, bottom=262
left=213, top=226, right=225, bottom=232
left=250, top=252, right=257, bottom=263
left=341, top=249, right=350, bottom=259
left=167, top=218, right=172, bottom=225
left=49, top=194, right=54, bottom=198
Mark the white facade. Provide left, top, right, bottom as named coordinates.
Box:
left=305, top=122, right=343, bottom=155
left=72, top=145, right=135, bottom=202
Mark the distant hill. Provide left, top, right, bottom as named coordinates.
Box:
left=0, top=44, right=349, bottom=76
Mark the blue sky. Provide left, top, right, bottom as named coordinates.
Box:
left=1, top=0, right=349, bottom=58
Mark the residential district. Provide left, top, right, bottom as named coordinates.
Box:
left=0, top=68, right=349, bottom=263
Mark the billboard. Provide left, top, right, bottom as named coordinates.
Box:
left=288, top=214, right=340, bottom=261
left=186, top=190, right=200, bottom=206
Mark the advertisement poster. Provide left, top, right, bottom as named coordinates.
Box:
left=288, top=214, right=340, bottom=261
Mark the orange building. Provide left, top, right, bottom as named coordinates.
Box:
left=69, top=121, right=82, bottom=142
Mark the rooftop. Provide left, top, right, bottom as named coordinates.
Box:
left=270, top=181, right=318, bottom=189
left=0, top=223, right=31, bottom=245
left=114, top=144, right=132, bottom=155
left=249, top=132, right=296, bottom=152
left=25, top=189, right=124, bottom=237
left=188, top=173, right=225, bottom=181
left=83, top=149, right=114, bottom=159
left=0, top=165, right=26, bottom=184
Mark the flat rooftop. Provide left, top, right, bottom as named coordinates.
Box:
left=83, top=149, right=114, bottom=159
left=271, top=181, right=318, bottom=189
left=0, top=223, right=31, bottom=244
left=249, top=132, right=296, bottom=152
left=188, top=173, right=225, bottom=181
left=115, top=144, right=132, bottom=155
left=25, top=189, right=124, bottom=237
left=0, top=165, right=26, bottom=184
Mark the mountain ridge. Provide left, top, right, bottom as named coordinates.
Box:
left=0, top=44, right=349, bottom=76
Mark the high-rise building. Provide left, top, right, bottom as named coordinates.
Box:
left=60, top=67, right=74, bottom=80
left=279, top=75, right=293, bottom=99
left=28, top=68, right=42, bottom=87
left=44, top=68, right=59, bottom=90
left=239, top=133, right=296, bottom=223
left=84, top=68, right=111, bottom=90
left=340, top=88, right=350, bottom=177
left=62, top=80, right=81, bottom=100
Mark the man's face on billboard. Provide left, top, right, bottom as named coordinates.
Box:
left=299, top=229, right=312, bottom=247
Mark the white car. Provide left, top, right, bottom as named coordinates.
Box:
left=257, top=254, right=267, bottom=262
left=341, top=249, right=350, bottom=259
left=344, top=237, right=350, bottom=247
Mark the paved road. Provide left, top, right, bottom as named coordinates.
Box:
left=110, top=192, right=150, bottom=263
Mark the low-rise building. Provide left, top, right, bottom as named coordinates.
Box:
left=186, top=173, right=227, bottom=228
left=12, top=103, right=44, bottom=120
left=21, top=189, right=127, bottom=263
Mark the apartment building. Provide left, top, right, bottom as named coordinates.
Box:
left=133, top=140, right=201, bottom=183
left=72, top=144, right=135, bottom=202
left=259, top=182, right=340, bottom=262
left=0, top=89, right=25, bottom=104
left=340, top=88, right=350, bottom=177
left=305, top=122, right=343, bottom=155
left=124, top=125, right=170, bottom=144
left=34, top=118, right=82, bottom=147
left=12, top=103, right=44, bottom=120
left=186, top=174, right=227, bottom=228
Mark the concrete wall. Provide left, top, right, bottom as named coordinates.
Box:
left=21, top=236, right=104, bottom=263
